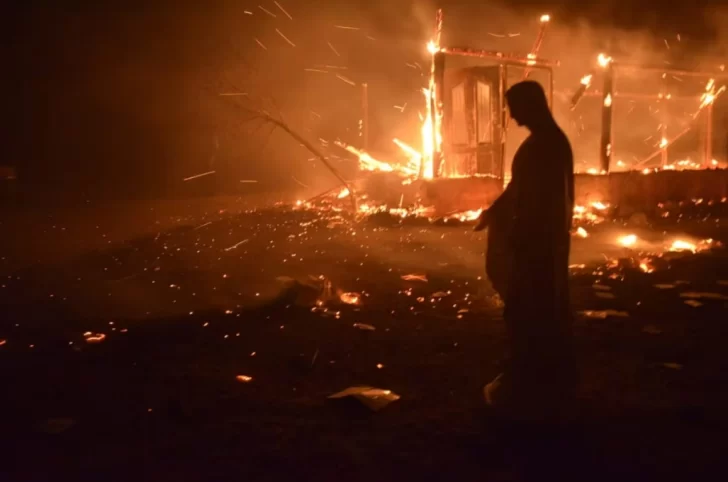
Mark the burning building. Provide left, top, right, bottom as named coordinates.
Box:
left=328, top=9, right=728, bottom=219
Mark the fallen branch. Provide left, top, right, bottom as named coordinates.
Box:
left=257, top=111, right=358, bottom=212
left=219, top=95, right=358, bottom=212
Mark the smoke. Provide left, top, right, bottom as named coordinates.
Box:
left=7, top=1, right=727, bottom=199
left=213, top=1, right=728, bottom=185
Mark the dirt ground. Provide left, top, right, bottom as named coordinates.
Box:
left=1, top=196, right=728, bottom=481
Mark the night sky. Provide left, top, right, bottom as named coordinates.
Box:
left=1, top=1, right=724, bottom=200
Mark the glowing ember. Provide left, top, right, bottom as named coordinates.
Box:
left=540, top=14, right=551, bottom=23
left=580, top=74, right=593, bottom=86
left=618, top=234, right=638, bottom=247
left=573, top=204, right=608, bottom=223
left=669, top=240, right=697, bottom=253
left=603, top=93, right=612, bottom=107
left=597, top=53, right=613, bottom=68
left=339, top=292, right=362, bottom=305
left=236, top=375, right=253, bottom=383
left=445, top=209, right=483, bottom=222
left=83, top=332, right=106, bottom=343
left=639, top=260, right=655, bottom=273
left=575, top=227, right=589, bottom=238
left=337, top=188, right=350, bottom=199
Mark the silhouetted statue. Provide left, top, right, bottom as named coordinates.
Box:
left=474, top=80, right=576, bottom=420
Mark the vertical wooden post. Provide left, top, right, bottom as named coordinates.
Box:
left=705, top=102, right=713, bottom=167
left=599, top=63, right=615, bottom=173
left=433, top=51, right=445, bottom=177
left=431, top=8, right=444, bottom=178
left=361, top=83, right=369, bottom=150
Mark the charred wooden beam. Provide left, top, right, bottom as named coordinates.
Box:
left=581, top=91, right=699, bottom=100
left=613, top=63, right=728, bottom=79
left=440, top=47, right=559, bottom=68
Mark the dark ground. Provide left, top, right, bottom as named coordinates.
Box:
left=1, top=195, right=728, bottom=481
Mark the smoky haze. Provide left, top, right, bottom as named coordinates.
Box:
left=3, top=1, right=726, bottom=201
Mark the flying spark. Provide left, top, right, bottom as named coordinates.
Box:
left=225, top=239, right=250, bottom=251
left=258, top=5, right=277, bottom=17
left=304, top=68, right=329, bottom=73
left=327, top=41, right=340, bottom=56
left=240, top=180, right=259, bottom=183
left=275, top=28, right=296, bottom=47
left=336, top=74, right=356, bottom=86
left=183, top=171, right=215, bottom=181
left=334, top=25, right=360, bottom=30
left=291, top=176, right=309, bottom=188
left=254, top=38, right=268, bottom=50
left=273, top=1, right=293, bottom=20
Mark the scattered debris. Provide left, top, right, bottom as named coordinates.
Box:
left=595, top=292, right=616, bottom=299
left=352, top=323, right=376, bottom=331
left=401, top=274, right=428, bottom=282
left=579, top=309, right=629, bottom=319
left=684, top=300, right=704, bottom=307
left=592, top=284, right=612, bottom=291
left=328, top=386, right=400, bottom=411
left=679, top=292, right=728, bottom=300
left=654, top=284, right=677, bottom=289
left=642, top=325, right=663, bottom=335
left=661, top=362, right=684, bottom=370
